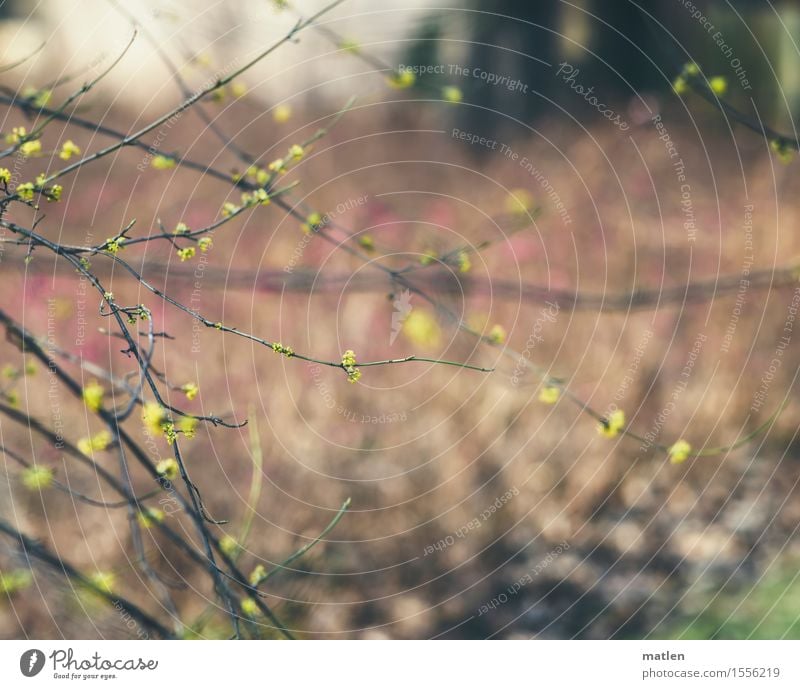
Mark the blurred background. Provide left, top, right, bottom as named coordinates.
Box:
left=1, top=0, right=800, bottom=639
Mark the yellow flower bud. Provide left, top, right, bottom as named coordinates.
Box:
left=19, top=140, right=41, bottom=156
left=273, top=104, right=291, bottom=123
left=82, top=381, right=105, bottom=412
left=598, top=409, right=625, bottom=438
left=488, top=324, right=506, bottom=344
left=668, top=439, right=692, bottom=464
left=219, top=535, right=238, bottom=557
left=248, top=564, right=267, bottom=586
left=137, top=508, right=165, bottom=529
left=538, top=385, right=560, bottom=405
left=388, top=70, right=415, bottom=89
left=240, top=597, right=259, bottom=617
left=709, top=76, right=727, bottom=96
left=151, top=155, right=175, bottom=170
left=21, top=465, right=53, bottom=491
left=156, top=458, right=180, bottom=481
left=59, top=139, right=81, bottom=160
left=142, top=402, right=166, bottom=436
left=442, top=86, right=463, bottom=103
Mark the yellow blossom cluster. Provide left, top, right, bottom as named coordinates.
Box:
left=82, top=381, right=105, bottom=412
left=341, top=349, right=361, bottom=383
left=21, top=465, right=53, bottom=491
left=59, top=140, right=81, bottom=160
left=77, top=430, right=113, bottom=456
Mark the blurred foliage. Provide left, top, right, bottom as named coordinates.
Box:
left=659, top=558, right=800, bottom=640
